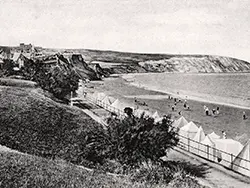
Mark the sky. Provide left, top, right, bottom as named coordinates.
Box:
left=0, top=0, right=250, bottom=61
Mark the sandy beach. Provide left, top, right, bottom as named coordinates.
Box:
left=89, top=75, right=250, bottom=145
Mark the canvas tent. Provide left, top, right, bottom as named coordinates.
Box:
left=152, top=111, right=162, bottom=123
left=152, top=111, right=160, bottom=119
left=88, top=91, right=99, bottom=101
left=208, top=132, right=221, bottom=141
left=179, top=121, right=199, bottom=147
left=179, top=121, right=199, bottom=138
left=102, top=96, right=116, bottom=110
left=199, top=135, right=217, bottom=161
left=172, top=116, right=188, bottom=129
left=190, top=126, right=206, bottom=154
left=134, top=109, right=145, bottom=117
left=143, top=110, right=152, bottom=117
left=231, top=140, right=250, bottom=177
left=111, top=99, right=132, bottom=114
left=214, top=139, right=244, bottom=167
left=95, top=92, right=106, bottom=105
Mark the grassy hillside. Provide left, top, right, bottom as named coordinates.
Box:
left=0, top=85, right=106, bottom=166
left=0, top=150, right=206, bottom=188
left=0, top=151, right=144, bottom=188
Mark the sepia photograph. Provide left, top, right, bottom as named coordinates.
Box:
left=0, top=0, right=250, bottom=187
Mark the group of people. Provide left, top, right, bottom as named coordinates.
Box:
left=204, top=105, right=220, bottom=116
left=170, top=96, right=190, bottom=116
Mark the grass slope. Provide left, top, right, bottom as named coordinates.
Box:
left=0, top=85, right=104, bottom=165
left=0, top=151, right=141, bottom=188
left=0, top=150, right=206, bottom=188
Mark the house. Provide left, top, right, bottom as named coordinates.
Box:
left=19, top=43, right=34, bottom=53
left=11, top=52, right=26, bottom=69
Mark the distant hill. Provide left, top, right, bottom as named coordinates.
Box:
left=61, top=49, right=250, bottom=74
left=2, top=45, right=250, bottom=74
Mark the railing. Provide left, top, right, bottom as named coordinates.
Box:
left=85, top=95, right=125, bottom=118
left=84, top=93, right=250, bottom=177
left=178, top=134, right=250, bottom=174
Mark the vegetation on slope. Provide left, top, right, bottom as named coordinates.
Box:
left=0, top=86, right=106, bottom=166
left=0, top=151, right=207, bottom=188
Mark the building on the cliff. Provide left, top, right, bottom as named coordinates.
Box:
left=11, top=52, right=26, bottom=69
left=19, top=43, right=34, bottom=53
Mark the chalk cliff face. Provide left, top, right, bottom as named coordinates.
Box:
left=139, top=56, right=250, bottom=73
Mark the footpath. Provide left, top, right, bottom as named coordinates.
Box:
left=167, top=147, right=250, bottom=188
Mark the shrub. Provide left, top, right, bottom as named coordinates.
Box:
left=104, top=114, right=179, bottom=167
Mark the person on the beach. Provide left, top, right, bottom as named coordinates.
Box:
left=204, top=105, right=207, bottom=111
left=205, top=107, right=209, bottom=116
left=222, top=131, right=226, bottom=139
left=212, top=109, right=216, bottom=115
left=243, top=111, right=247, bottom=120
left=172, top=105, right=175, bottom=111
left=174, top=98, right=177, bottom=102
left=134, top=97, right=137, bottom=103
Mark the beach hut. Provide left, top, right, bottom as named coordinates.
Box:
left=143, top=110, right=152, bottom=118
left=179, top=121, right=199, bottom=147
left=96, top=92, right=106, bottom=105
left=200, top=136, right=216, bottom=161
left=134, top=109, right=145, bottom=117
left=152, top=111, right=160, bottom=119
left=208, top=132, right=221, bottom=141
left=111, top=99, right=132, bottom=114
left=102, top=96, right=116, bottom=110
left=231, top=140, right=250, bottom=176
left=90, top=91, right=98, bottom=100
left=190, top=126, right=206, bottom=154
left=179, top=121, right=199, bottom=138
left=172, top=116, right=188, bottom=129
left=214, top=139, right=244, bottom=167
left=152, top=111, right=162, bottom=123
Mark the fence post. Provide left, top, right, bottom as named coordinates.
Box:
left=207, top=145, right=209, bottom=160
left=231, top=153, right=234, bottom=169
left=188, top=137, right=190, bottom=152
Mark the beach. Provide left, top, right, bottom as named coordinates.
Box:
left=88, top=75, right=250, bottom=144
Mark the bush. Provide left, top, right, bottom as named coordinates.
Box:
left=104, top=114, right=179, bottom=167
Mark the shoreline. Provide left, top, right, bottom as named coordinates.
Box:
left=121, top=74, right=250, bottom=111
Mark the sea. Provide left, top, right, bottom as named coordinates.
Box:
left=127, top=72, right=250, bottom=109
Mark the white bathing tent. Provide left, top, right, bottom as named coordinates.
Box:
left=179, top=121, right=199, bottom=147
left=190, top=126, right=206, bottom=154
left=96, top=92, right=106, bottom=101
left=208, top=132, right=221, bottom=141
left=88, top=91, right=98, bottom=101
left=102, top=96, right=116, bottom=110
left=152, top=111, right=160, bottom=119
left=111, top=99, right=132, bottom=113
left=231, top=140, right=250, bottom=176
left=172, top=116, right=188, bottom=129
left=134, top=109, right=145, bottom=117
left=214, top=139, right=244, bottom=167
left=179, top=121, right=199, bottom=139
left=152, top=111, right=162, bottom=123
left=143, top=110, right=153, bottom=117
left=200, top=135, right=217, bottom=161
